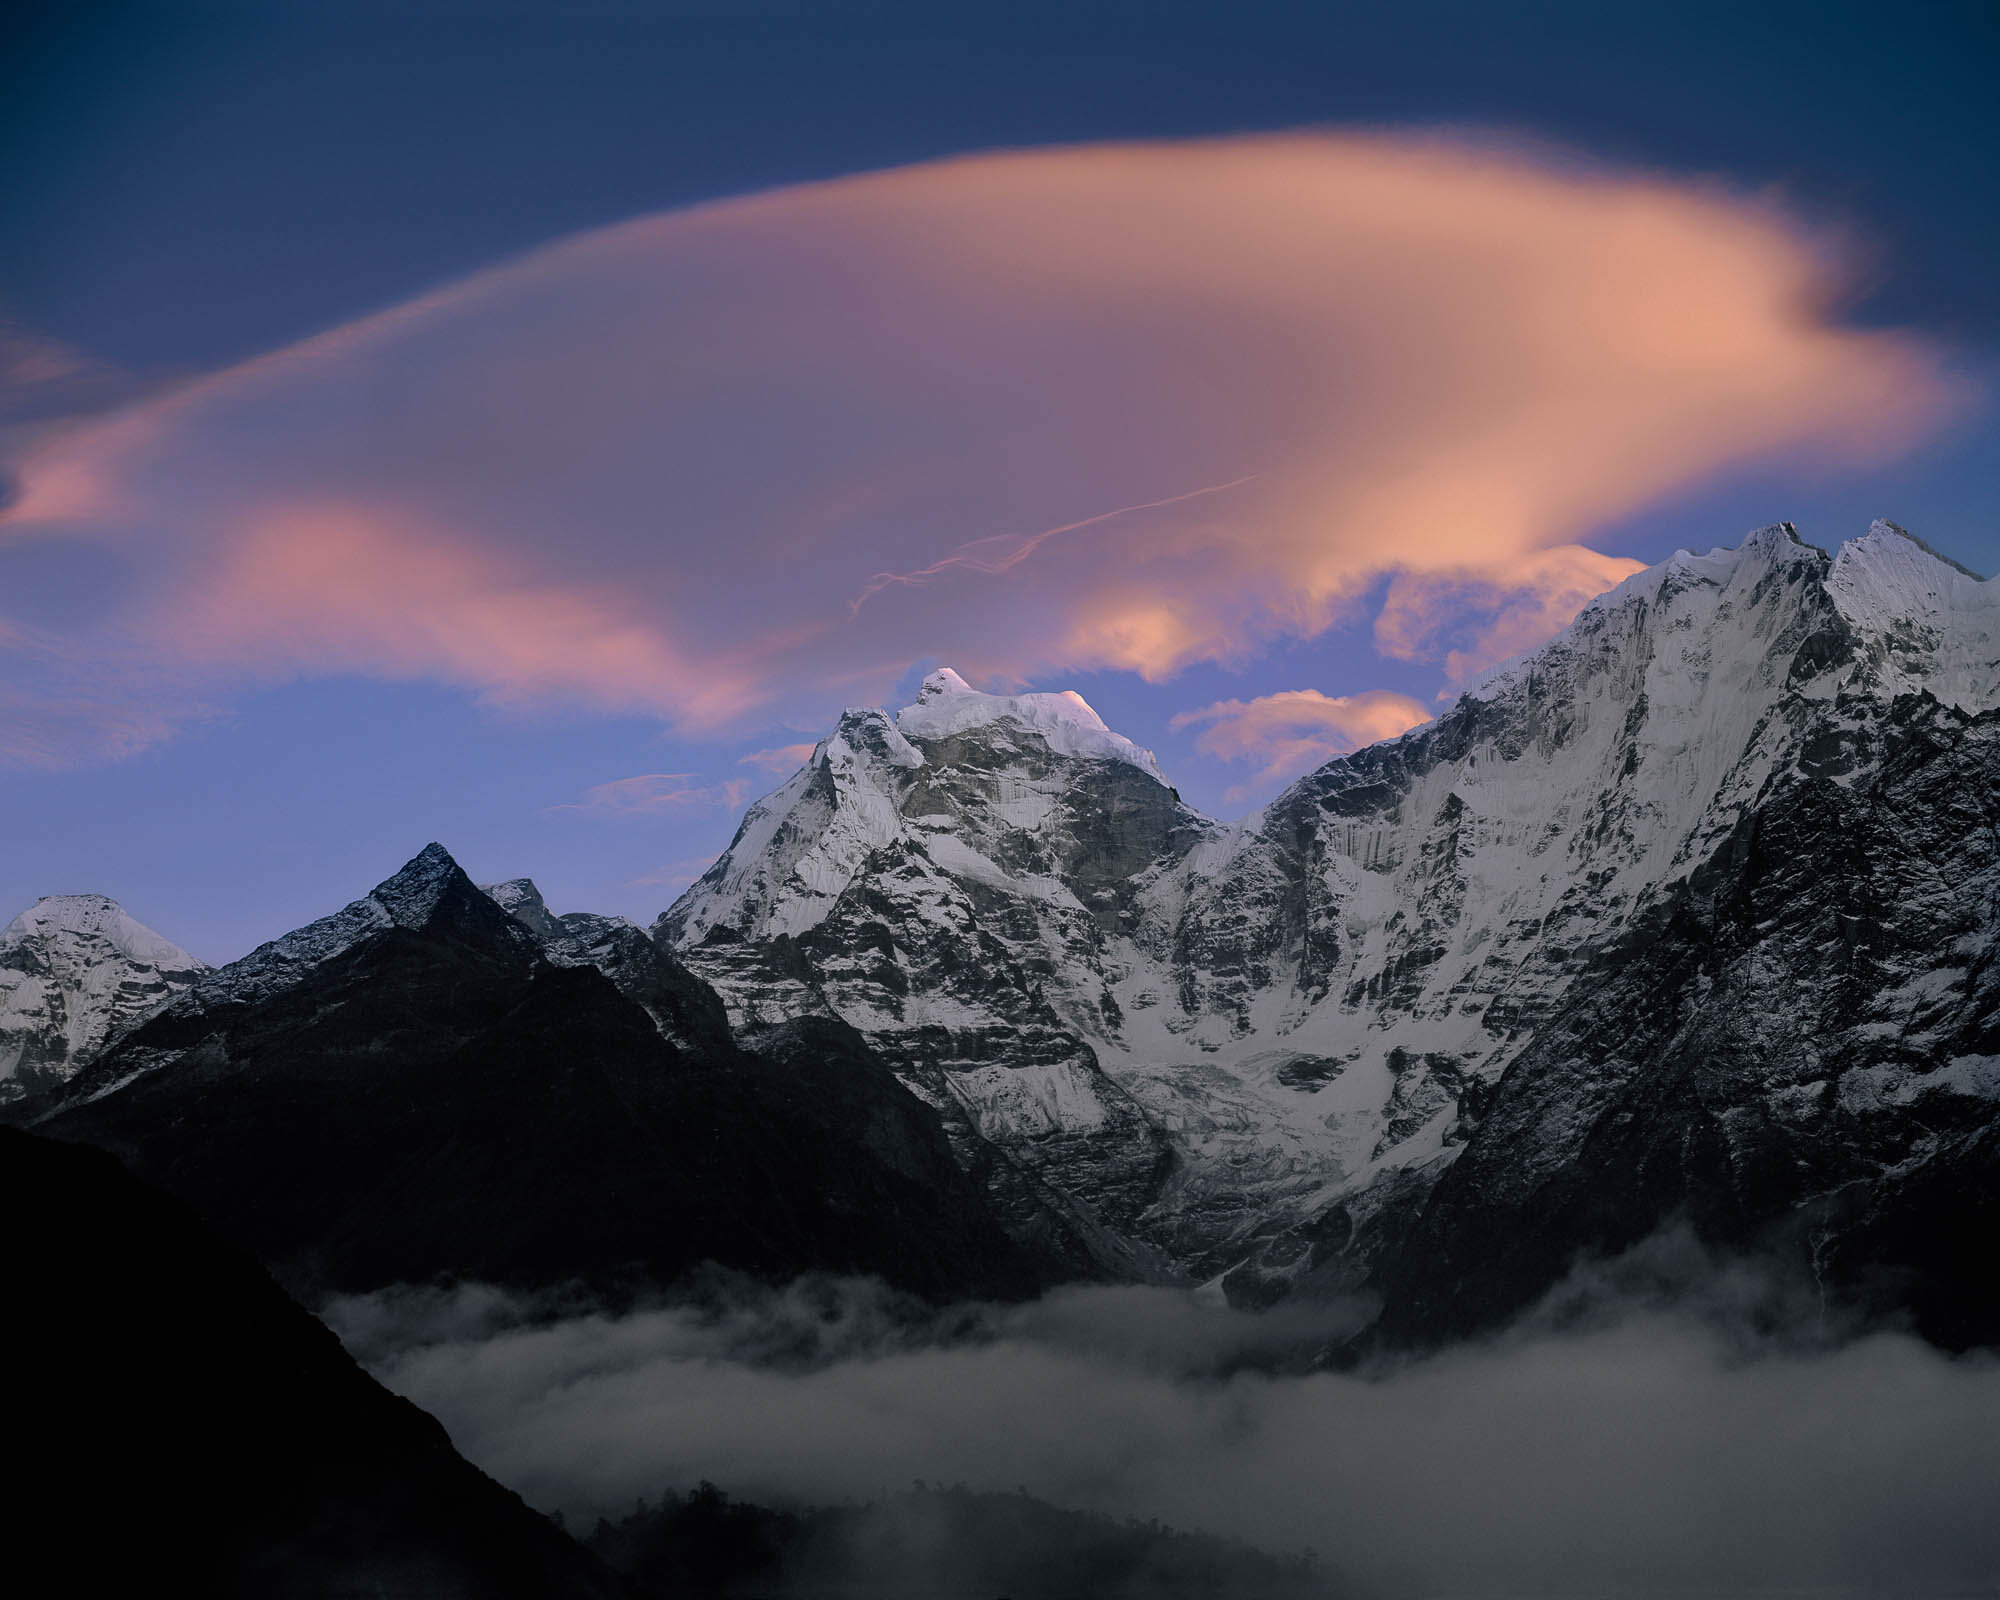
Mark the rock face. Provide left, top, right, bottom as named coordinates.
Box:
left=0, top=893, right=205, bottom=1103
left=657, top=522, right=2000, bottom=1337
left=659, top=669, right=1210, bottom=1279
left=24, top=844, right=1047, bottom=1305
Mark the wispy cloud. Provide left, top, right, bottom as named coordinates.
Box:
left=738, top=743, right=818, bottom=776
left=0, top=132, right=1964, bottom=765
left=546, top=773, right=751, bottom=818
left=626, top=854, right=722, bottom=892
left=1374, top=543, right=1648, bottom=684
left=1172, top=688, right=1433, bottom=799
left=850, top=475, right=1258, bottom=615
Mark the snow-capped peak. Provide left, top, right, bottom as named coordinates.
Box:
left=0, top=894, right=206, bottom=1098
left=1850, top=517, right=1985, bottom=581
left=897, top=667, right=1167, bottom=782
left=1827, top=519, right=1999, bottom=712
left=2, top=894, right=203, bottom=972
left=175, top=842, right=534, bottom=1017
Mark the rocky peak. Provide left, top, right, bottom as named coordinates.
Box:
left=178, top=844, right=537, bottom=1016
left=477, top=879, right=733, bottom=1054
left=369, top=841, right=480, bottom=931
left=480, top=877, right=563, bottom=940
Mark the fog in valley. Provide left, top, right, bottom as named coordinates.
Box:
left=326, top=1239, right=2000, bottom=1599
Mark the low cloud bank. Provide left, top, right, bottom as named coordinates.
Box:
left=327, top=1269, right=2000, bottom=1598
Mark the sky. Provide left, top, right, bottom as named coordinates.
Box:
left=3, top=0, right=1996, bottom=962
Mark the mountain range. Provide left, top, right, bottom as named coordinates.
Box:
left=7, top=518, right=1996, bottom=1349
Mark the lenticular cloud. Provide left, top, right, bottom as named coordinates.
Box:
left=0, top=131, right=1961, bottom=764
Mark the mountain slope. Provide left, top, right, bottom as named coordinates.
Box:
left=1374, top=686, right=2000, bottom=1347
left=660, top=670, right=1208, bottom=1279
left=656, top=521, right=2000, bottom=1337
left=22, top=844, right=1045, bottom=1304
left=0, top=893, right=205, bottom=1102
left=1, top=1125, right=623, bottom=1598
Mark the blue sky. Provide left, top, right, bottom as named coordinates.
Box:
left=3, top=0, right=1995, bottom=962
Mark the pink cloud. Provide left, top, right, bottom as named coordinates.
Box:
left=627, top=854, right=724, bottom=892
left=739, top=743, right=819, bottom=775
left=1374, top=544, right=1651, bottom=684
left=0, top=132, right=1965, bottom=764
left=1172, top=689, right=1435, bottom=800
left=548, top=773, right=751, bottom=818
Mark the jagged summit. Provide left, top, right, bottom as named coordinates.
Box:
left=370, top=840, right=470, bottom=929
left=895, top=667, right=1168, bottom=781
left=173, top=842, right=536, bottom=1015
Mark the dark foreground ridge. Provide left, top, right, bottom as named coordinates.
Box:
left=588, top=1481, right=1344, bottom=1599
left=0, top=1125, right=623, bottom=1598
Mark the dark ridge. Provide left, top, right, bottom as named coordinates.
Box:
left=0, top=1125, right=624, bottom=1598
left=26, top=843, right=1047, bottom=1305
left=588, top=1480, right=1343, bottom=1599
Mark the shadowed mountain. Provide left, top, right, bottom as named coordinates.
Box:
left=1, top=1124, right=625, bottom=1598
left=1372, top=687, right=2000, bottom=1350
left=19, top=844, right=1044, bottom=1305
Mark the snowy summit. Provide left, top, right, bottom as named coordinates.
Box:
left=0, top=894, right=206, bottom=1100
left=896, top=667, right=1167, bottom=782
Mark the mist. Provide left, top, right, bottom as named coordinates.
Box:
left=326, top=1263, right=2000, bottom=1599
